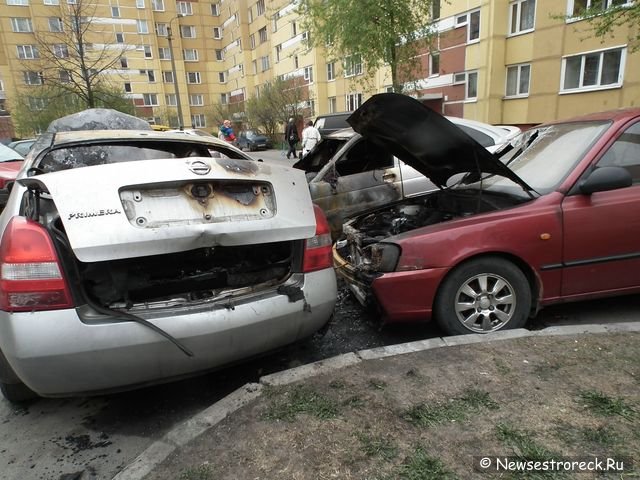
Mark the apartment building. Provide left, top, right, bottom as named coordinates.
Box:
left=0, top=0, right=638, bottom=138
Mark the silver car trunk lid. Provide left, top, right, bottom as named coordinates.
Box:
left=19, top=157, right=315, bottom=262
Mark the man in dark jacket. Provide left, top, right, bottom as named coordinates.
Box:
left=284, top=118, right=299, bottom=159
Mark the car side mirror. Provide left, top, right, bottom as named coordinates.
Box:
left=579, top=166, right=632, bottom=195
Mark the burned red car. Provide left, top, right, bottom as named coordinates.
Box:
left=334, top=93, right=640, bottom=335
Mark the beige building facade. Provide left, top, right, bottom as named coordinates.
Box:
left=0, top=0, right=638, bottom=138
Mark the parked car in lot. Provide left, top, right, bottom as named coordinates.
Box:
left=235, top=130, right=272, bottom=151
left=0, top=143, right=24, bottom=209
left=294, top=118, right=520, bottom=238
left=0, top=115, right=336, bottom=402
left=334, top=93, right=640, bottom=336
left=7, top=138, right=36, bottom=157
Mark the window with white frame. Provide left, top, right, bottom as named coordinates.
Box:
left=17, top=45, right=39, bottom=59
left=48, top=17, right=63, bottom=32
left=53, top=44, right=69, bottom=58
left=259, top=26, right=267, bottom=43
left=120, top=57, right=128, bottom=68
left=211, top=3, right=219, bottom=15
left=220, top=93, right=228, bottom=104
left=43, top=0, right=59, bottom=4
left=346, top=93, right=363, bottom=111
left=429, top=52, right=440, bottom=76
left=59, top=70, right=71, bottom=82
left=344, top=54, right=362, bottom=77
left=143, top=45, right=152, bottom=58
left=261, top=55, right=270, bottom=71
left=213, top=26, right=222, bottom=39
left=291, top=21, right=297, bottom=36
left=111, top=6, right=120, bottom=17
left=466, top=71, right=478, bottom=99
left=124, top=82, right=132, bottom=93
left=116, top=32, right=125, bottom=43
left=192, top=114, right=206, bottom=128
left=189, top=94, right=204, bottom=106
left=248, top=7, right=253, bottom=23
left=468, top=10, right=480, bottom=42
left=147, top=70, right=156, bottom=82
left=159, top=47, right=171, bottom=60
left=275, top=44, right=282, bottom=62
left=155, top=23, right=168, bottom=36
left=219, top=71, right=226, bottom=82
left=24, top=71, right=43, bottom=85
left=304, top=66, right=313, bottom=82
left=215, top=49, right=223, bottom=61
left=187, top=71, right=201, bottom=84
left=136, top=0, right=144, bottom=8
left=327, top=62, right=335, bottom=81
left=509, top=0, right=535, bottom=35
left=7, top=0, right=28, bottom=5
left=165, top=94, right=177, bottom=106
left=162, top=71, right=174, bottom=83
left=152, top=0, right=164, bottom=11
left=28, top=97, right=46, bottom=110
left=561, top=46, right=625, bottom=92
left=181, top=25, right=196, bottom=38
left=256, top=0, right=265, bottom=15
left=143, top=93, right=158, bottom=106
left=568, top=0, right=630, bottom=17
left=328, top=96, right=336, bottom=113
left=505, top=63, right=531, bottom=97
left=183, top=48, right=198, bottom=61
left=177, top=1, right=192, bottom=15
left=137, top=20, right=149, bottom=34
left=249, top=34, right=256, bottom=49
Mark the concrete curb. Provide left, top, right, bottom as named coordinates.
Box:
left=111, top=321, right=640, bottom=479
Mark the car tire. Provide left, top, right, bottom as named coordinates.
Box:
left=434, top=257, right=531, bottom=336
left=1, top=381, right=38, bottom=403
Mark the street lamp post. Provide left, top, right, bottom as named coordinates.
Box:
left=167, top=15, right=184, bottom=130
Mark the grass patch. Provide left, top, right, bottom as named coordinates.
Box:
left=179, top=463, right=215, bottom=480
left=369, top=378, right=387, bottom=390
left=577, top=390, right=636, bottom=420
left=343, top=394, right=366, bottom=409
left=356, top=432, right=398, bottom=461
left=581, top=425, right=620, bottom=446
left=396, top=446, right=457, bottom=480
left=493, top=357, right=511, bottom=375
left=262, top=385, right=339, bottom=422
left=403, top=388, right=499, bottom=427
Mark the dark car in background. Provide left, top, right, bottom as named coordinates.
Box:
left=236, top=130, right=272, bottom=151
left=335, top=93, right=640, bottom=337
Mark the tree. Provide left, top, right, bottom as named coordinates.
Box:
left=572, top=1, right=640, bottom=51
left=298, top=0, right=439, bottom=93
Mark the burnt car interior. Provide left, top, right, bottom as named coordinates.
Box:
left=331, top=138, right=394, bottom=177
left=294, top=138, right=344, bottom=173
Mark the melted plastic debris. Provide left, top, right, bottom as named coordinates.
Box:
left=46, top=109, right=152, bottom=133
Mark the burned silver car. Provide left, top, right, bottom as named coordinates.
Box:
left=0, top=117, right=336, bottom=402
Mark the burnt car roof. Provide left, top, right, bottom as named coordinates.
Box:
left=347, top=93, right=532, bottom=191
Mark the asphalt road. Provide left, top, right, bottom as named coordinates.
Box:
left=1, top=150, right=639, bottom=479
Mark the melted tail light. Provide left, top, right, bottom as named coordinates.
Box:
left=0, top=217, right=73, bottom=312
left=302, top=205, right=333, bottom=273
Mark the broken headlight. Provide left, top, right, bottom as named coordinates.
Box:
left=368, top=243, right=400, bottom=272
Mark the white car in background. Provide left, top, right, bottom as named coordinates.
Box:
left=0, top=111, right=336, bottom=402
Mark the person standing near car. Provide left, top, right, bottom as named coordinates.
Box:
left=301, top=120, right=321, bottom=158
left=219, top=119, right=236, bottom=143
left=284, top=117, right=299, bottom=159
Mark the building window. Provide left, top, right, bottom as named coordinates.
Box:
left=249, top=34, right=256, bottom=49
left=162, top=71, right=174, bottom=83
left=43, top=0, right=59, bottom=4
left=24, top=71, right=43, bottom=85
left=466, top=71, right=478, bottom=99
left=327, top=62, right=335, bottom=81
left=137, top=20, right=149, bottom=34
left=328, top=96, right=337, bottom=113
left=143, top=45, right=152, bottom=58
left=191, top=114, right=206, bottom=128
left=181, top=26, right=196, bottom=38
left=429, top=52, right=440, bottom=76
left=261, top=55, right=270, bottom=71
left=505, top=63, right=531, bottom=97
left=143, top=93, right=158, bottom=106
left=213, top=27, right=222, bottom=39
left=120, top=57, right=128, bottom=68
left=220, top=93, right=228, bottom=104
left=275, top=44, right=282, bottom=62
left=346, top=93, right=363, bottom=111
left=183, top=49, right=198, bottom=61
left=219, top=71, right=226, bottom=82
left=7, top=0, right=29, bottom=5
left=48, top=17, right=63, bottom=32
left=17, top=45, right=39, bottom=59
left=159, top=47, right=171, bottom=60
left=561, top=47, right=625, bottom=92
left=28, top=97, right=46, bottom=110
left=256, top=0, right=265, bottom=15
left=344, top=54, right=362, bottom=77
left=136, top=0, right=144, bottom=7
left=152, top=0, right=164, bottom=11
left=189, top=94, right=204, bottom=106
left=468, top=10, right=480, bottom=42
left=187, top=72, right=201, bottom=84
left=568, top=0, right=630, bottom=17
left=165, top=94, right=176, bottom=106
left=431, top=0, right=440, bottom=20
left=53, top=44, right=69, bottom=58
left=111, top=6, right=120, bottom=17
left=291, top=22, right=297, bottom=36
left=259, top=26, right=267, bottom=43
left=155, top=23, right=168, bottom=36
left=509, top=0, right=535, bottom=35
left=59, top=70, right=71, bottom=83
left=177, top=1, right=193, bottom=15
left=304, top=66, right=313, bottom=82
left=124, top=82, right=132, bottom=93
left=211, top=3, right=219, bottom=15
left=215, top=49, right=223, bottom=61
left=116, top=32, right=125, bottom=43
left=147, top=70, right=156, bottom=82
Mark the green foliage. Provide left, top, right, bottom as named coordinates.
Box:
left=262, top=385, right=340, bottom=421
left=298, top=0, right=439, bottom=93
left=403, top=388, right=499, bottom=427
left=578, top=389, right=636, bottom=420
left=397, top=446, right=457, bottom=480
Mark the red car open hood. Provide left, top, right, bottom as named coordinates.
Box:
left=347, top=93, right=533, bottom=191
